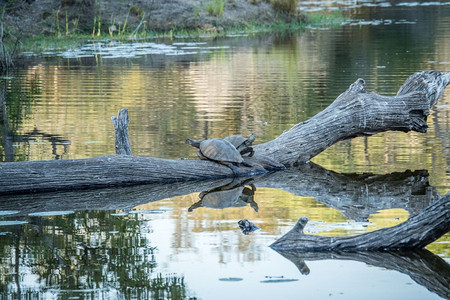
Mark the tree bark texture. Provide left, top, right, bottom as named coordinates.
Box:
left=0, top=71, right=449, bottom=194
left=270, top=194, right=449, bottom=251
left=0, top=165, right=439, bottom=217
left=111, top=108, right=132, bottom=155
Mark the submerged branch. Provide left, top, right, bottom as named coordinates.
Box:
left=270, top=194, right=450, bottom=251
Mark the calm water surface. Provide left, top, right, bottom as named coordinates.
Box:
left=1, top=1, right=449, bottom=299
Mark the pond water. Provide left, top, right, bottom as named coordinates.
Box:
left=1, top=1, right=450, bottom=299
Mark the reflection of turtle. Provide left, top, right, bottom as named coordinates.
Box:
left=238, top=219, right=260, bottom=235
left=186, top=138, right=251, bottom=175
left=188, top=180, right=257, bottom=212
left=224, top=133, right=256, bottom=157
left=239, top=184, right=258, bottom=212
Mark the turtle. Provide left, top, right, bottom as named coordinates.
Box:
left=239, top=184, right=258, bottom=212
left=186, top=137, right=251, bottom=175
left=188, top=178, right=258, bottom=212
left=224, top=133, right=256, bottom=157
left=238, top=219, right=260, bottom=235
left=188, top=186, right=248, bottom=212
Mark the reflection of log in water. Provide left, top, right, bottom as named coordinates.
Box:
left=257, top=162, right=441, bottom=221
left=0, top=166, right=440, bottom=217
left=275, top=249, right=450, bottom=299
left=0, top=177, right=238, bottom=216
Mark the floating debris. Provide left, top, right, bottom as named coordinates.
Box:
left=110, top=212, right=129, bottom=216
left=22, top=40, right=234, bottom=59
left=28, top=211, right=75, bottom=217
left=219, top=277, right=243, bottom=282
left=129, top=209, right=166, bottom=214
left=0, top=221, right=29, bottom=226
left=84, top=141, right=103, bottom=144
left=260, top=278, right=299, bottom=283
left=0, top=210, right=20, bottom=216
left=29, top=142, right=47, bottom=145
left=299, top=0, right=450, bottom=12
left=172, top=42, right=208, bottom=46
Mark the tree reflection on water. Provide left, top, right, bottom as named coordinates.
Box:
left=0, top=211, right=189, bottom=299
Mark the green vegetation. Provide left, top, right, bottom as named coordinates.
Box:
left=0, top=8, right=18, bottom=71
left=12, top=10, right=344, bottom=54
left=205, top=0, right=226, bottom=17
left=305, top=10, right=345, bottom=27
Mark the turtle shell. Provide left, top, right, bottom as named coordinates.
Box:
left=224, top=135, right=247, bottom=148
left=201, top=187, right=246, bottom=208
left=199, top=138, right=243, bottom=163
left=224, top=134, right=255, bottom=151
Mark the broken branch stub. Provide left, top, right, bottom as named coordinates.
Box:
left=111, top=108, right=132, bottom=155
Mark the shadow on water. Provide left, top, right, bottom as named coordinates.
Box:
left=274, top=249, right=450, bottom=300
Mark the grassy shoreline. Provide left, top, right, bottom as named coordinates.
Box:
left=17, top=11, right=345, bottom=53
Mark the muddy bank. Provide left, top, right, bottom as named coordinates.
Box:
left=4, top=0, right=304, bottom=37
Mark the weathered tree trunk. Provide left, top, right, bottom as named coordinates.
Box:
left=0, top=165, right=438, bottom=217
left=270, top=194, right=449, bottom=251
left=0, top=71, right=449, bottom=194
left=254, top=71, right=450, bottom=165
left=111, top=108, right=132, bottom=155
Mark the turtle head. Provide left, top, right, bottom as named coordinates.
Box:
left=248, top=133, right=256, bottom=143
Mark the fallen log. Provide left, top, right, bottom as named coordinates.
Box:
left=0, top=71, right=449, bottom=194
left=0, top=166, right=438, bottom=217
left=270, top=194, right=449, bottom=251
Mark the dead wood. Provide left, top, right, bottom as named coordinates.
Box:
left=0, top=166, right=439, bottom=219
left=111, top=108, right=132, bottom=155
left=0, top=71, right=449, bottom=194
left=270, top=194, right=449, bottom=251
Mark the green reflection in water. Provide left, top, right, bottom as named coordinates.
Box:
left=0, top=211, right=189, bottom=299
